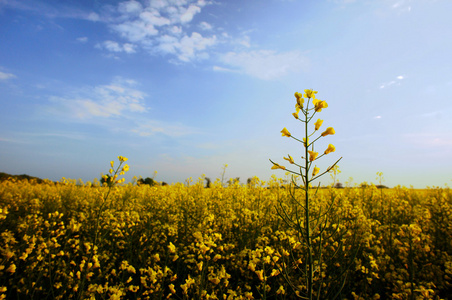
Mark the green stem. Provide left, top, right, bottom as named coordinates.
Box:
left=304, top=107, right=313, bottom=300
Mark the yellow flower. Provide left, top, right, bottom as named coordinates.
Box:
left=304, top=89, right=318, bottom=99
left=314, top=119, right=323, bottom=131
left=303, top=137, right=309, bottom=147
left=313, top=99, right=328, bottom=112
left=281, top=127, right=291, bottom=137
left=295, top=92, right=304, bottom=109
left=324, top=144, right=336, bottom=155
left=168, top=242, right=176, bottom=253
left=110, top=161, right=114, bottom=168
left=256, top=270, right=264, bottom=281
left=308, top=151, right=318, bottom=161
left=312, top=166, right=320, bottom=177
left=109, top=169, right=113, bottom=175
left=283, top=155, right=294, bottom=164
left=321, top=127, right=335, bottom=137
left=6, top=264, right=16, bottom=273
left=292, top=112, right=299, bottom=119
left=271, top=163, right=286, bottom=170
left=197, top=261, right=203, bottom=271
left=169, top=284, right=176, bottom=294
left=276, top=285, right=285, bottom=295
left=122, top=164, right=129, bottom=172
left=118, top=156, right=128, bottom=162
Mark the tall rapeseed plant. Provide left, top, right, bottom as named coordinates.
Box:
left=270, top=90, right=355, bottom=299
left=77, top=156, right=129, bottom=300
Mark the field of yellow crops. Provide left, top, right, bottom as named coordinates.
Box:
left=0, top=176, right=451, bottom=299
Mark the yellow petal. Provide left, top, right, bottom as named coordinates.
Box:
left=314, top=119, right=323, bottom=131
left=321, top=127, right=335, bottom=137
left=281, top=127, right=291, bottom=137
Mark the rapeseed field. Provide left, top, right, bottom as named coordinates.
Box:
left=1, top=177, right=451, bottom=299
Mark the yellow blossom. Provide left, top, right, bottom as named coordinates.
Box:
left=276, top=285, right=285, bottom=295
left=313, top=99, right=328, bottom=112
left=321, top=127, right=335, bottom=137
left=304, top=89, right=317, bottom=99
left=292, top=111, right=299, bottom=119
left=197, top=261, right=203, bottom=271
left=255, top=270, right=264, bottom=281
left=295, top=92, right=304, bottom=110
left=122, top=164, right=129, bottom=172
left=314, top=119, right=323, bottom=131
left=312, top=166, right=320, bottom=177
left=281, top=127, right=291, bottom=137
left=6, top=264, right=16, bottom=273
left=283, top=155, right=294, bottom=164
left=168, top=242, right=176, bottom=253
left=294, top=92, right=304, bottom=108
left=169, top=284, right=176, bottom=294
left=110, top=161, right=114, bottom=168
left=324, top=144, right=336, bottom=155
left=271, top=163, right=286, bottom=170
left=118, top=156, right=128, bottom=162
left=308, top=151, right=318, bottom=161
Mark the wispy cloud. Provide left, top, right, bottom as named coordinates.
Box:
left=379, top=74, right=404, bottom=89
left=198, top=21, right=212, bottom=31
left=76, top=37, right=88, bottom=43
left=390, top=0, right=412, bottom=13
left=0, top=0, right=100, bottom=20
left=216, top=50, right=308, bottom=80
left=47, top=78, right=148, bottom=120
left=131, top=121, right=200, bottom=137
left=404, top=132, right=452, bottom=147
left=0, top=71, right=16, bottom=80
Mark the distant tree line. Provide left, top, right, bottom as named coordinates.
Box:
left=136, top=177, right=168, bottom=186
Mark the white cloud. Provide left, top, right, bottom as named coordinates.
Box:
left=198, top=21, right=212, bottom=31
left=379, top=75, right=404, bottom=89
left=97, top=40, right=137, bottom=53
left=218, top=50, right=308, bottom=80
left=0, top=71, right=16, bottom=80
left=140, top=10, right=171, bottom=26
left=48, top=78, right=147, bottom=119
left=118, top=0, right=143, bottom=15
left=86, top=12, right=100, bottom=21
left=158, top=32, right=217, bottom=62
left=178, top=32, right=216, bottom=61
left=102, top=0, right=215, bottom=62
left=132, top=121, right=200, bottom=137
left=76, top=36, right=88, bottom=43
left=212, top=66, right=237, bottom=73
left=180, top=4, right=201, bottom=23
left=113, top=20, right=159, bottom=42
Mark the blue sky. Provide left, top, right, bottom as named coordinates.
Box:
left=1, top=0, right=451, bottom=188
